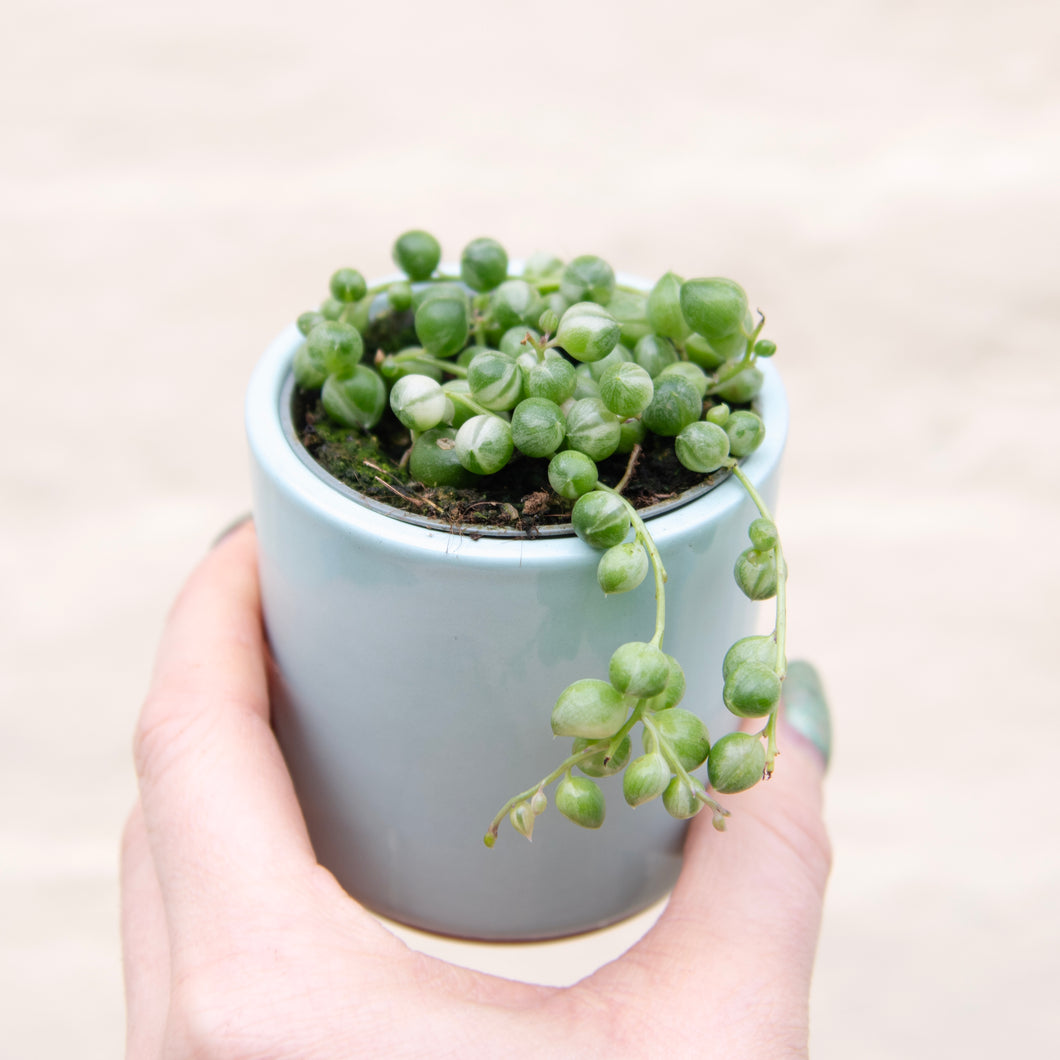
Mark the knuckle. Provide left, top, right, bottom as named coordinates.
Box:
left=132, top=687, right=207, bottom=787
left=165, top=957, right=301, bottom=1060
left=166, top=970, right=244, bottom=1060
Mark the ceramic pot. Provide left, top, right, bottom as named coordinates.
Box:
left=246, top=315, right=787, bottom=941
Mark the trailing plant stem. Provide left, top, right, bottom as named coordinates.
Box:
left=740, top=312, right=766, bottom=365
left=730, top=465, right=787, bottom=680
left=641, top=714, right=729, bottom=819
left=391, top=350, right=468, bottom=378
left=595, top=482, right=668, bottom=648
left=446, top=390, right=502, bottom=420
left=484, top=706, right=646, bottom=846
left=762, top=710, right=780, bottom=777
left=731, top=464, right=787, bottom=777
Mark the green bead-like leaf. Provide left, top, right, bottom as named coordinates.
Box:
left=633, top=333, right=679, bottom=377
left=560, top=255, right=615, bottom=305
left=556, top=302, right=621, bottom=363
left=597, top=541, right=649, bottom=595
left=680, top=278, right=749, bottom=346
left=467, top=349, right=523, bottom=410
left=408, top=427, right=476, bottom=488
left=320, top=368, right=386, bottom=430
left=599, top=362, right=654, bottom=418
left=551, top=679, right=628, bottom=739
left=292, top=340, right=327, bottom=389
left=511, top=398, right=565, bottom=458
left=654, top=709, right=711, bottom=770
left=455, top=415, right=514, bottom=475
left=392, top=230, right=442, bottom=281
left=415, top=295, right=470, bottom=358
left=723, top=635, right=778, bottom=681
left=587, top=343, right=633, bottom=382
left=675, top=420, right=731, bottom=473
left=460, top=237, right=509, bottom=292
left=726, top=410, right=766, bottom=458
left=490, top=279, right=541, bottom=330
left=544, top=290, right=570, bottom=321
left=565, top=398, right=622, bottom=461
left=329, top=267, right=367, bottom=303
left=547, top=450, right=598, bottom=499
left=412, top=282, right=468, bottom=313
left=712, top=364, right=764, bottom=404
left=609, top=642, right=671, bottom=698
left=538, top=307, right=560, bottom=334
left=319, top=297, right=344, bottom=320
left=389, top=374, right=449, bottom=432
left=748, top=517, right=778, bottom=551
left=522, top=251, right=564, bottom=283
left=571, top=491, right=630, bottom=549
left=705, top=402, right=730, bottom=426
left=607, top=287, right=652, bottom=347
left=640, top=655, right=686, bottom=712
left=387, top=281, right=413, bottom=312
left=707, top=732, right=766, bottom=794
left=723, top=661, right=782, bottom=718
left=524, top=350, right=576, bottom=404
left=658, top=361, right=709, bottom=399
left=307, top=320, right=364, bottom=379
left=662, top=776, right=702, bottom=819
left=734, top=547, right=779, bottom=601
left=642, top=375, right=702, bottom=437
left=296, top=310, right=325, bottom=337
left=555, top=775, right=606, bottom=829
left=647, top=271, right=691, bottom=340
left=623, top=753, right=670, bottom=807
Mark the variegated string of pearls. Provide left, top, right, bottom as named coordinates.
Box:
left=288, top=232, right=787, bottom=845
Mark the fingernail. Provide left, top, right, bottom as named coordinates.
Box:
left=782, top=660, right=832, bottom=770
left=210, top=513, right=252, bottom=550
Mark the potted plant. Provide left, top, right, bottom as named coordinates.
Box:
left=245, top=232, right=789, bottom=941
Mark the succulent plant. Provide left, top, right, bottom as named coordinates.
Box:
left=290, top=232, right=790, bottom=846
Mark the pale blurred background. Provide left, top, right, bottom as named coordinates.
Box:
left=3, top=0, right=1057, bottom=1055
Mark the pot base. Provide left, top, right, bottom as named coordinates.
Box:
left=270, top=667, right=686, bottom=942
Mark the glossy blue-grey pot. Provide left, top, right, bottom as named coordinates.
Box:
left=246, top=315, right=787, bottom=941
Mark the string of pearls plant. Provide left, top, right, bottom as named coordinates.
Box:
left=290, top=231, right=788, bottom=846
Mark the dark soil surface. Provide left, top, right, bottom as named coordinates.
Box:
left=293, top=310, right=734, bottom=534
left=297, top=393, right=729, bottom=533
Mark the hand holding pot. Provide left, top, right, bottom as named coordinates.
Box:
left=123, top=523, right=831, bottom=1059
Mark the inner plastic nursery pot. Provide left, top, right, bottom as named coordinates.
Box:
left=246, top=322, right=788, bottom=942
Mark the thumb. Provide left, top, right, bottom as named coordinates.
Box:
left=629, top=661, right=832, bottom=991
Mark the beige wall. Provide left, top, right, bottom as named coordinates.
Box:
left=3, top=1, right=1057, bottom=1055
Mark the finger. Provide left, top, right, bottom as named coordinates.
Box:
left=120, top=803, right=170, bottom=1060
left=612, top=662, right=832, bottom=994
left=133, top=522, right=318, bottom=947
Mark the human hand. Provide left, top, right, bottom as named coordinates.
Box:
left=122, top=522, right=831, bottom=1059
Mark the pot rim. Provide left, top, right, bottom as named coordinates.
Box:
left=246, top=276, right=789, bottom=563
